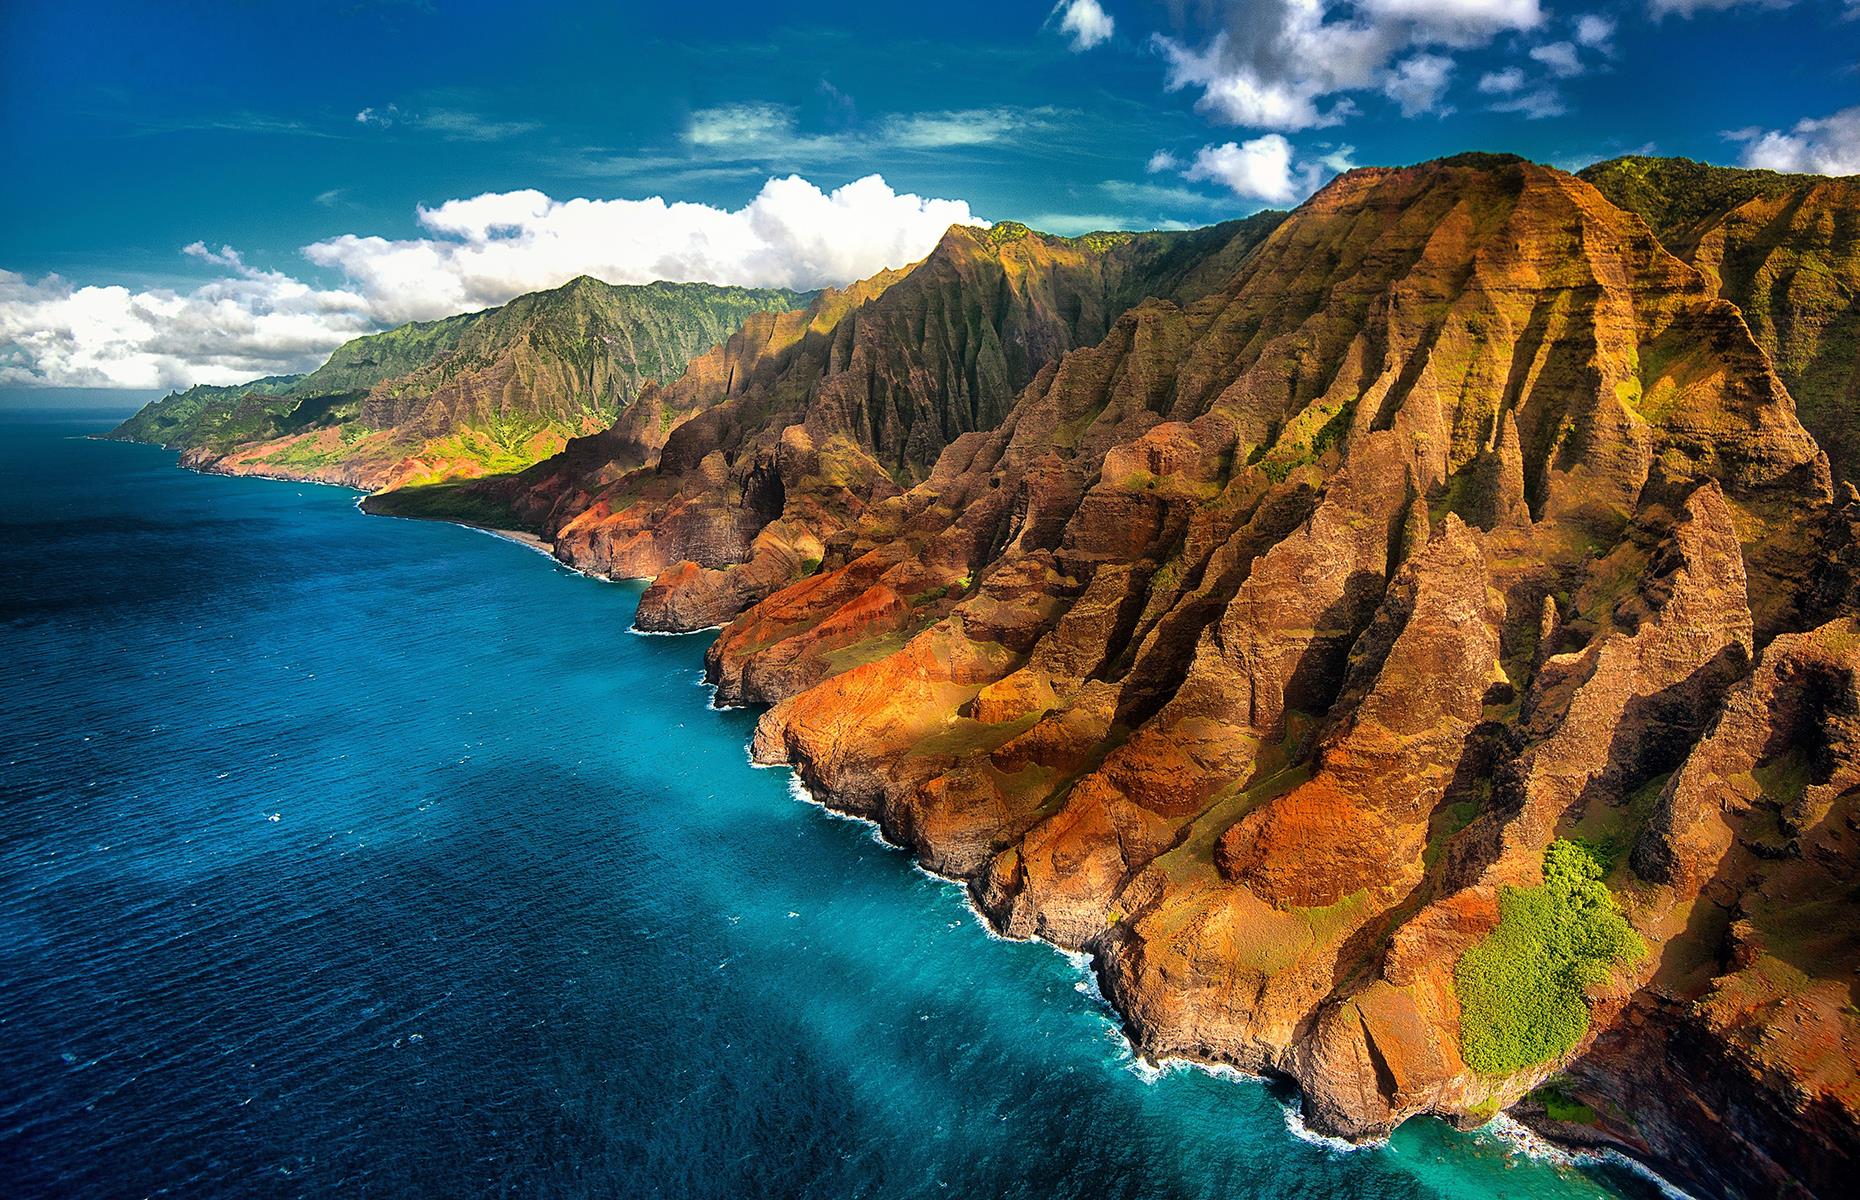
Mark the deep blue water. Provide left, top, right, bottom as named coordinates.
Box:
left=0, top=412, right=1667, bottom=1199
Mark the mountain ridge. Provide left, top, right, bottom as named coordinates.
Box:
left=118, top=152, right=1860, bottom=1200
left=683, top=155, right=1855, bottom=1200
left=110, top=277, right=813, bottom=490
left=1582, top=155, right=1860, bottom=486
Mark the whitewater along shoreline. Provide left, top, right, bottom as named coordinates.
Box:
left=743, top=703, right=1698, bottom=1200
left=729, top=668, right=1695, bottom=1200
left=137, top=441, right=1693, bottom=1198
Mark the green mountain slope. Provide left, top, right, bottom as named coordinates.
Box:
left=111, top=278, right=812, bottom=490
left=1582, top=156, right=1860, bottom=482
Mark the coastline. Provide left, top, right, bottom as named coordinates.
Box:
left=117, top=437, right=563, bottom=564
left=724, top=673, right=1696, bottom=1199
left=401, top=510, right=558, bottom=560
left=142, top=441, right=1697, bottom=1199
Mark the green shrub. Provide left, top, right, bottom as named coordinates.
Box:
left=1454, top=840, right=1645, bottom=1075
left=1531, top=1083, right=1599, bottom=1126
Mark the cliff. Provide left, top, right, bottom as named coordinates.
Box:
left=1583, top=156, right=1860, bottom=485
left=109, top=278, right=811, bottom=490
left=699, top=157, right=1852, bottom=1199
left=469, top=216, right=1285, bottom=630
left=136, top=152, right=1860, bottom=1199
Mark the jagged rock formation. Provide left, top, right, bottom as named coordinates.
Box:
left=1583, top=156, right=1860, bottom=485
left=686, top=156, right=1852, bottom=1199
left=478, top=217, right=1283, bottom=629
left=133, top=151, right=1860, bottom=1199
left=110, top=279, right=809, bottom=490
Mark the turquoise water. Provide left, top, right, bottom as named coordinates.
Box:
left=0, top=411, right=1666, bottom=1198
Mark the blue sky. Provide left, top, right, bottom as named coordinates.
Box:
left=2, top=0, right=1856, bottom=390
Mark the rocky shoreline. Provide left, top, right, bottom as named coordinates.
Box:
left=730, top=654, right=1698, bottom=1199
left=166, top=433, right=1704, bottom=1194
left=110, top=153, right=1860, bottom=1200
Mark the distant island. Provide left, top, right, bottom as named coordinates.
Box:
left=114, top=153, right=1860, bottom=1200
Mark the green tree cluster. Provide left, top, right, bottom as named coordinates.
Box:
left=1455, top=840, right=1646, bottom=1075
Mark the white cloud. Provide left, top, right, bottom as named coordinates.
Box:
left=1491, top=88, right=1568, bottom=119
left=182, top=242, right=247, bottom=270
left=1100, top=177, right=1233, bottom=210
left=1573, top=13, right=1616, bottom=49
left=1382, top=53, right=1455, bottom=116
left=1477, top=11, right=1608, bottom=118
left=1316, top=144, right=1359, bottom=174
left=1478, top=67, right=1527, bottom=93
left=683, top=103, right=1061, bottom=160
left=0, top=265, right=375, bottom=390
left=1153, top=0, right=1540, bottom=130
left=1528, top=40, right=1584, bottom=77
left=353, top=102, right=539, bottom=141
left=1055, top=0, right=1115, bottom=51
left=1146, top=149, right=1182, bottom=173
left=688, top=103, right=794, bottom=148
left=0, top=175, right=987, bottom=389
left=1360, top=0, right=1544, bottom=43
left=1183, top=135, right=1329, bottom=204
left=1732, top=106, right=1860, bottom=175
left=882, top=108, right=1055, bottom=148
left=1649, top=0, right=1795, bottom=15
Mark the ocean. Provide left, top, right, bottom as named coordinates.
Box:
left=0, top=410, right=1671, bottom=1199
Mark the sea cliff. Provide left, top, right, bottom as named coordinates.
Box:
left=120, top=152, right=1860, bottom=1200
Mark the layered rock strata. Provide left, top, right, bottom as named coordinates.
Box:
left=707, top=158, right=1852, bottom=1200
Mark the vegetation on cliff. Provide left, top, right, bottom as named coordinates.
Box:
left=129, top=151, right=1860, bottom=1200
left=1578, top=156, right=1807, bottom=246
left=111, top=373, right=307, bottom=450
left=112, top=278, right=811, bottom=490
left=1582, top=155, right=1860, bottom=484
left=1454, top=841, right=1645, bottom=1075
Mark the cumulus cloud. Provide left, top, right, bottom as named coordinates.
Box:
left=0, top=174, right=987, bottom=389
left=1055, top=0, right=1115, bottom=50
left=1573, top=13, right=1616, bottom=50
left=0, top=265, right=375, bottom=390
left=1182, top=134, right=1348, bottom=204
left=1731, top=106, right=1860, bottom=175
left=1146, top=149, right=1183, bottom=172
left=1153, top=0, right=1540, bottom=130
left=1382, top=53, right=1455, bottom=116
left=1478, top=67, right=1527, bottom=93
left=1528, top=40, right=1584, bottom=77
left=1649, top=0, right=1794, bottom=15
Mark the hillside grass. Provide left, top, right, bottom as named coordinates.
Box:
left=362, top=481, right=519, bottom=528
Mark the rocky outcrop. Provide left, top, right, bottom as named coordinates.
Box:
left=1583, top=156, right=1860, bottom=485
left=507, top=218, right=1284, bottom=628
left=697, top=157, right=1854, bottom=1199
left=1564, top=616, right=1860, bottom=1200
